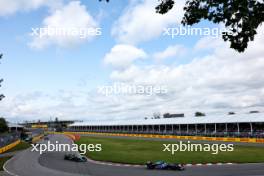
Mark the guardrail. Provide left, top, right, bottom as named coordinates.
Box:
left=0, top=140, right=20, bottom=154
left=0, top=134, right=45, bottom=154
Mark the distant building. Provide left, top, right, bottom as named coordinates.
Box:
left=249, top=111, right=259, bottom=114
left=68, top=112, right=264, bottom=138
left=228, top=112, right=236, bottom=115
left=21, top=120, right=77, bottom=130
left=7, top=123, right=24, bottom=132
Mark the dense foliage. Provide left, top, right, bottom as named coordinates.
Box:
left=101, top=0, right=264, bottom=52
left=0, top=117, right=8, bottom=133
left=0, top=54, right=4, bottom=101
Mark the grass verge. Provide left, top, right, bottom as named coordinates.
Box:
left=76, top=136, right=264, bottom=165
left=4, top=141, right=31, bottom=153
left=0, top=157, right=11, bottom=171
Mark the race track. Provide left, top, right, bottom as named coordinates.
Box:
left=4, top=134, right=264, bottom=176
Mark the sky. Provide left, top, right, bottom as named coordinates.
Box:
left=0, top=0, right=264, bottom=123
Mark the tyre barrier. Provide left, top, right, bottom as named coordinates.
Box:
left=64, top=134, right=80, bottom=141
left=49, top=132, right=80, bottom=141
left=32, top=134, right=44, bottom=143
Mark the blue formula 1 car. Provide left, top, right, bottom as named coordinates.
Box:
left=146, top=161, right=185, bottom=171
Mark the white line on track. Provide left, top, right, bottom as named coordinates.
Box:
left=66, top=135, right=238, bottom=168
left=3, top=157, right=19, bottom=176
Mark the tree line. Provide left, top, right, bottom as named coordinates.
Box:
left=0, top=53, right=8, bottom=133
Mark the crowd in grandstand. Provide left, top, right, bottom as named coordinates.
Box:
left=0, top=132, right=20, bottom=148
left=69, top=122, right=264, bottom=138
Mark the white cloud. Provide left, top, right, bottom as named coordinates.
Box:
left=109, top=26, right=264, bottom=115
left=194, top=36, right=224, bottom=51
left=0, top=0, right=62, bottom=16
left=3, top=27, right=264, bottom=122
left=2, top=1, right=264, bottom=121
left=110, top=65, right=144, bottom=82
left=5, top=26, right=264, bottom=122
left=112, top=0, right=185, bottom=44
left=103, top=44, right=147, bottom=69
left=29, top=1, right=99, bottom=49
left=153, top=45, right=186, bottom=61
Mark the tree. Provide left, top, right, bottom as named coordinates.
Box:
left=0, top=117, right=8, bottom=133
left=228, top=112, right=235, bottom=115
left=163, top=113, right=171, bottom=118
left=0, top=54, right=4, bottom=101
left=101, top=0, right=264, bottom=52
left=249, top=110, right=259, bottom=113
left=183, top=0, right=264, bottom=53
left=195, top=111, right=206, bottom=117
left=153, top=112, right=161, bottom=119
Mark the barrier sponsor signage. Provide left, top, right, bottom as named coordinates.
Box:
left=50, top=131, right=264, bottom=144
left=0, top=140, right=20, bottom=154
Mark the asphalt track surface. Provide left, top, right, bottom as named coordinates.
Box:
left=3, top=134, right=264, bottom=176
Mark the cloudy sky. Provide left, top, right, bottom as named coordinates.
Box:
left=0, top=0, right=264, bottom=123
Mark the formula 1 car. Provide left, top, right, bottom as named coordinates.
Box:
left=24, top=137, right=33, bottom=143
left=146, top=161, right=185, bottom=171
left=64, top=154, right=87, bottom=162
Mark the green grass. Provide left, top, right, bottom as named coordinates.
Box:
left=76, top=136, right=264, bottom=164
left=4, top=141, right=31, bottom=153
left=0, top=157, right=11, bottom=171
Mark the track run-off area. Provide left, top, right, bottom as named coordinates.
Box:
left=3, top=134, right=264, bottom=176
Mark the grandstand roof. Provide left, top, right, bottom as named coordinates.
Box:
left=8, top=123, right=24, bottom=128
left=70, top=112, right=264, bottom=126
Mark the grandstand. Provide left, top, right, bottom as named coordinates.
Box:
left=8, top=123, right=24, bottom=132
left=68, top=112, right=264, bottom=138
left=0, top=133, right=20, bottom=148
